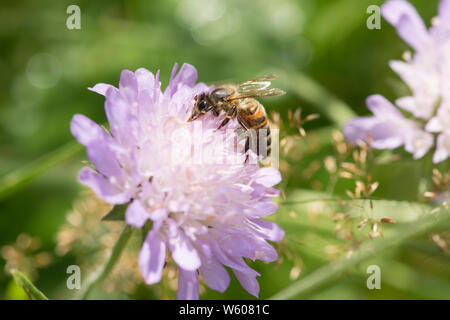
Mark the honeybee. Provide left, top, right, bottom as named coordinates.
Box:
left=187, top=75, right=285, bottom=162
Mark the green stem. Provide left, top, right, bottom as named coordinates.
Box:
left=11, top=269, right=49, bottom=300
left=76, top=225, right=133, bottom=300
left=0, top=141, right=82, bottom=201
left=270, top=212, right=449, bottom=300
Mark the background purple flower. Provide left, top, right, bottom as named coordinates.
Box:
left=343, top=0, right=450, bottom=163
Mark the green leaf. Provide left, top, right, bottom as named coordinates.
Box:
left=102, top=204, right=127, bottom=221
left=11, top=269, right=49, bottom=300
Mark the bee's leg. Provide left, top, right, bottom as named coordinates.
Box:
left=244, top=135, right=250, bottom=164
left=217, top=106, right=237, bottom=130
left=217, top=118, right=230, bottom=130
left=236, top=113, right=251, bottom=164
left=236, top=115, right=250, bottom=163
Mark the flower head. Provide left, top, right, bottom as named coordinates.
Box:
left=344, top=0, right=450, bottom=163
left=70, top=63, right=284, bottom=299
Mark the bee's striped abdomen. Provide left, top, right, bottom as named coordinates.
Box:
left=244, top=102, right=268, bottom=130
left=239, top=100, right=271, bottom=159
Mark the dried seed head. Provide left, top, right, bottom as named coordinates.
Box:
left=360, top=150, right=367, bottom=166
left=424, top=191, right=437, bottom=198
left=332, top=130, right=344, bottom=143
left=345, top=190, right=355, bottom=199
left=352, top=150, right=360, bottom=163
left=346, top=250, right=354, bottom=259
left=333, top=213, right=346, bottom=221
left=324, top=156, right=337, bottom=174
left=289, top=265, right=302, bottom=280
left=288, top=109, right=293, bottom=122
left=336, top=142, right=348, bottom=155
left=432, top=168, right=442, bottom=180
left=355, top=181, right=366, bottom=198
left=334, top=224, right=342, bottom=233
left=294, top=108, right=302, bottom=124
left=368, top=182, right=379, bottom=195
left=270, top=111, right=281, bottom=125
left=402, top=50, right=412, bottom=62
left=342, top=162, right=361, bottom=175
left=363, top=131, right=373, bottom=147
left=339, top=171, right=354, bottom=179
left=299, top=127, right=306, bottom=137
left=372, top=222, right=378, bottom=233
left=431, top=207, right=441, bottom=214
left=324, top=245, right=340, bottom=255
left=358, top=218, right=369, bottom=230
left=430, top=233, right=448, bottom=253
left=304, top=113, right=320, bottom=122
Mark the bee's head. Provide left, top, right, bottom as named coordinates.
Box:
left=187, top=93, right=212, bottom=122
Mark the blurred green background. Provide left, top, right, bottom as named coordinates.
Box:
left=0, top=0, right=448, bottom=300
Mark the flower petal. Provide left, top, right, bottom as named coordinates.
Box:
left=172, top=63, right=198, bottom=88
left=369, top=121, right=405, bottom=149
left=381, top=0, right=429, bottom=51
left=88, top=83, right=117, bottom=96
left=404, top=129, right=434, bottom=159
left=119, top=69, right=138, bottom=92
left=86, top=140, right=123, bottom=178
left=246, top=202, right=278, bottom=218
left=198, top=243, right=230, bottom=293
left=343, top=117, right=379, bottom=144
left=232, top=267, right=260, bottom=298
left=433, top=131, right=450, bottom=163
left=149, top=207, right=168, bottom=221
left=165, top=63, right=198, bottom=97
left=139, top=230, right=166, bottom=285
left=248, top=219, right=285, bottom=242
left=210, top=240, right=249, bottom=272
left=78, top=167, right=130, bottom=204
left=366, top=94, right=403, bottom=119
left=119, top=69, right=139, bottom=104
left=167, top=228, right=201, bottom=271
left=125, top=200, right=148, bottom=228
left=135, top=68, right=155, bottom=92
left=252, top=167, right=282, bottom=187
left=439, top=0, right=450, bottom=22
left=70, top=114, right=109, bottom=146
left=395, top=96, right=415, bottom=112
left=216, top=229, right=277, bottom=262
left=177, top=268, right=199, bottom=300
left=425, top=117, right=443, bottom=132
left=105, top=87, right=138, bottom=145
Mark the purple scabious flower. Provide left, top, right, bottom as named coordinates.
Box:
left=344, top=0, right=450, bottom=163
left=70, top=63, right=284, bottom=299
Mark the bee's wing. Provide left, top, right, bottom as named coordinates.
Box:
left=225, top=88, right=286, bottom=101
left=237, top=74, right=278, bottom=93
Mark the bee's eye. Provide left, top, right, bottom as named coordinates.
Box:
left=198, top=100, right=208, bottom=110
